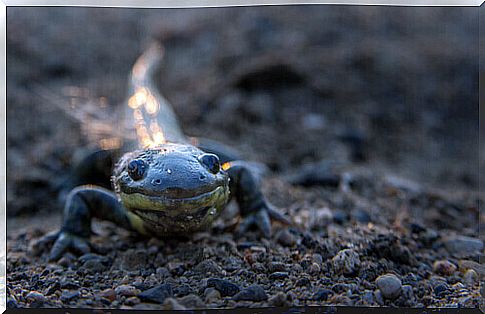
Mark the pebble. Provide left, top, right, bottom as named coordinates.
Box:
left=332, top=249, right=360, bottom=276
left=333, top=210, right=349, bottom=224
left=443, top=236, right=483, bottom=256
left=295, top=277, right=311, bottom=287
left=376, top=274, right=402, bottom=299
left=163, top=297, right=187, bottom=310
left=313, top=289, right=332, bottom=301
left=269, top=272, right=289, bottom=280
left=119, top=249, right=148, bottom=271
left=268, top=262, right=287, bottom=273
left=308, top=263, right=321, bottom=275
left=207, top=278, right=241, bottom=297
left=60, top=290, right=81, bottom=302
left=351, top=209, right=371, bottom=223
left=138, top=283, right=173, bottom=304
left=362, top=290, right=374, bottom=304
left=310, top=207, right=333, bottom=229
left=401, top=285, right=414, bottom=301
left=99, top=288, right=116, bottom=302
left=26, top=291, right=46, bottom=305
left=433, top=260, right=457, bottom=276
left=269, top=292, right=290, bottom=307
left=433, top=283, right=450, bottom=297
left=194, top=260, right=223, bottom=275
left=463, top=269, right=478, bottom=286
left=204, top=288, right=221, bottom=303
left=115, top=285, right=140, bottom=297
left=275, top=229, right=296, bottom=247
left=178, top=294, right=205, bottom=309
left=58, top=253, right=76, bottom=268
left=124, top=296, right=140, bottom=306
left=233, top=285, right=268, bottom=302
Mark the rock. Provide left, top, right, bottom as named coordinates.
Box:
left=458, top=260, right=485, bottom=277
left=308, top=263, right=321, bottom=275
left=295, top=277, right=311, bottom=287
left=194, top=260, right=223, bottom=275
left=269, top=292, right=290, bottom=307
left=163, top=297, right=187, bottom=310
left=119, top=249, right=148, bottom=271
left=463, top=269, right=478, bottom=286
left=167, top=262, right=185, bottom=276
left=79, top=253, right=110, bottom=272
left=332, top=249, right=360, bottom=276
left=207, top=278, right=241, bottom=297
left=376, top=274, right=402, bottom=299
left=156, top=267, right=171, bottom=279
left=362, top=290, right=374, bottom=304
left=268, top=262, right=287, bottom=273
left=99, top=288, right=116, bottom=302
left=374, top=290, right=384, bottom=305
left=310, top=207, right=333, bottom=229
left=58, top=253, right=76, bottom=268
left=401, top=285, right=414, bottom=301
left=269, top=272, right=289, bottom=280
left=204, top=288, right=221, bottom=303
left=233, top=285, right=268, bottom=302
left=178, top=294, right=205, bottom=308
left=124, top=296, right=140, bottom=306
left=351, top=209, right=371, bottom=223
left=443, top=236, right=483, bottom=256
left=433, top=260, right=457, bottom=276
left=60, top=279, right=80, bottom=290
left=173, top=284, right=193, bottom=297
left=60, top=290, right=81, bottom=302
left=275, top=229, right=296, bottom=247
left=433, top=283, right=450, bottom=297
left=115, top=285, right=140, bottom=297
left=333, top=210, right=349, bottom=225
left=26, top=291, right=46, bottom=305
left=138, top=284, right=173, bottom=304
left=313, top=289, right=332, bottom=301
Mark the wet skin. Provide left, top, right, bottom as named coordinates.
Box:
left=43, top=46, right=290, bottom=261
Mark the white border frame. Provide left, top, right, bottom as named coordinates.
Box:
left=0, top=2, right=482, bottom=313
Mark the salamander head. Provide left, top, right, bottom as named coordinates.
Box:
left=112, top=143, right=230, bottom=235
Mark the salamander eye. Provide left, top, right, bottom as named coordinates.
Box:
left=199, top=153, right=220, bottom=174
left=127, top=159, right=147, bottom=180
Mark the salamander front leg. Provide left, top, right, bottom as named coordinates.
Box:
left=225, top=161, right=291, bottom=238
left=47, top=185, right=139, bottom=261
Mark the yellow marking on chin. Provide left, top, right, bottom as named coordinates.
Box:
left=127, top=211, right=148, bottom=236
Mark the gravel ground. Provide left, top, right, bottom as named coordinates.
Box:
left=6, top=6, right=482, bottom=309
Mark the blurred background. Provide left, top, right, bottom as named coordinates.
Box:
left=7, top=6, right=479, bottom=216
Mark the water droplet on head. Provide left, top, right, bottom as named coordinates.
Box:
left=167, top=169, right=172, bottom=174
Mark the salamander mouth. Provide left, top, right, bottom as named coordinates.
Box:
left=120, top=185, right=229, bottom=212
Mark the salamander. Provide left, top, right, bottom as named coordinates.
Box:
left=44, top=43, right=290, bottom=261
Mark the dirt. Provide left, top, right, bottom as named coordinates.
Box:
left=6, top=6, right=483, bottom=309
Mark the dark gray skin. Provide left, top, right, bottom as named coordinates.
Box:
left=43, top=44, right=290, bottom=261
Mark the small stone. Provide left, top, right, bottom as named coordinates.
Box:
left=173, top=284, right=193, bottom=297
left=163, top=297, right=187, bottom=310
left=124, top=296, right=140, bottom=306
left=233, top=285, right=268, bottom=302
left=156, top=267, right=171, bottom=279
left=60, top=279, right=80, bottom=290
left=275, top=229, right=296, bottom=247
left=374, top=290, right=384, bottom=305
left=295, top=277, right=311, bottom=287
left=58, top=253, right=76, bottom=268
left=26, top=291, right=46, bottom=305
left=99, top=288, right=116, bottom=302
left=376, top=274, right=402, bottom=299
left=433, top=283, right=450, bottom=297
left=309, top=207, right=333, bottom=230
left=119, top=249, right=148, bottom=271
left=308, top=262, right=321, bottom=275
left=269, top=292, right=290, bottom=307
left=167, top=262, right=185, bottom=276
left=463, top=269, right=478, bottom=286
left=60, top=290, right=81, bottom=302
left=178, top=294, right=205, bottom=309
left=362, top=290, right=374, bottom=304
left=444, top=236, right=483, bottom=256
left=204, top=288, right=221, bottom=303
left=332, top=249, right=360, bottom=276
left=313, top=289, right=332, bottom=301
left=115, top=285, right=140, bottom=297
left=268, top=262, right=287, bottom=273
left=401, top=285, right=414, bottom=301
left=207, top=278, right=241, bottom=297
left=333, top=210, right=349, bottom=224
left=269, top=272, right=289, bottom=280
left=433, top=260, right=457, bottom=276
left=138, top=284, right=173, bottom=304
left=351, top=208, right=371, bottom=223
left=194, top=260, right=223, bottom=275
